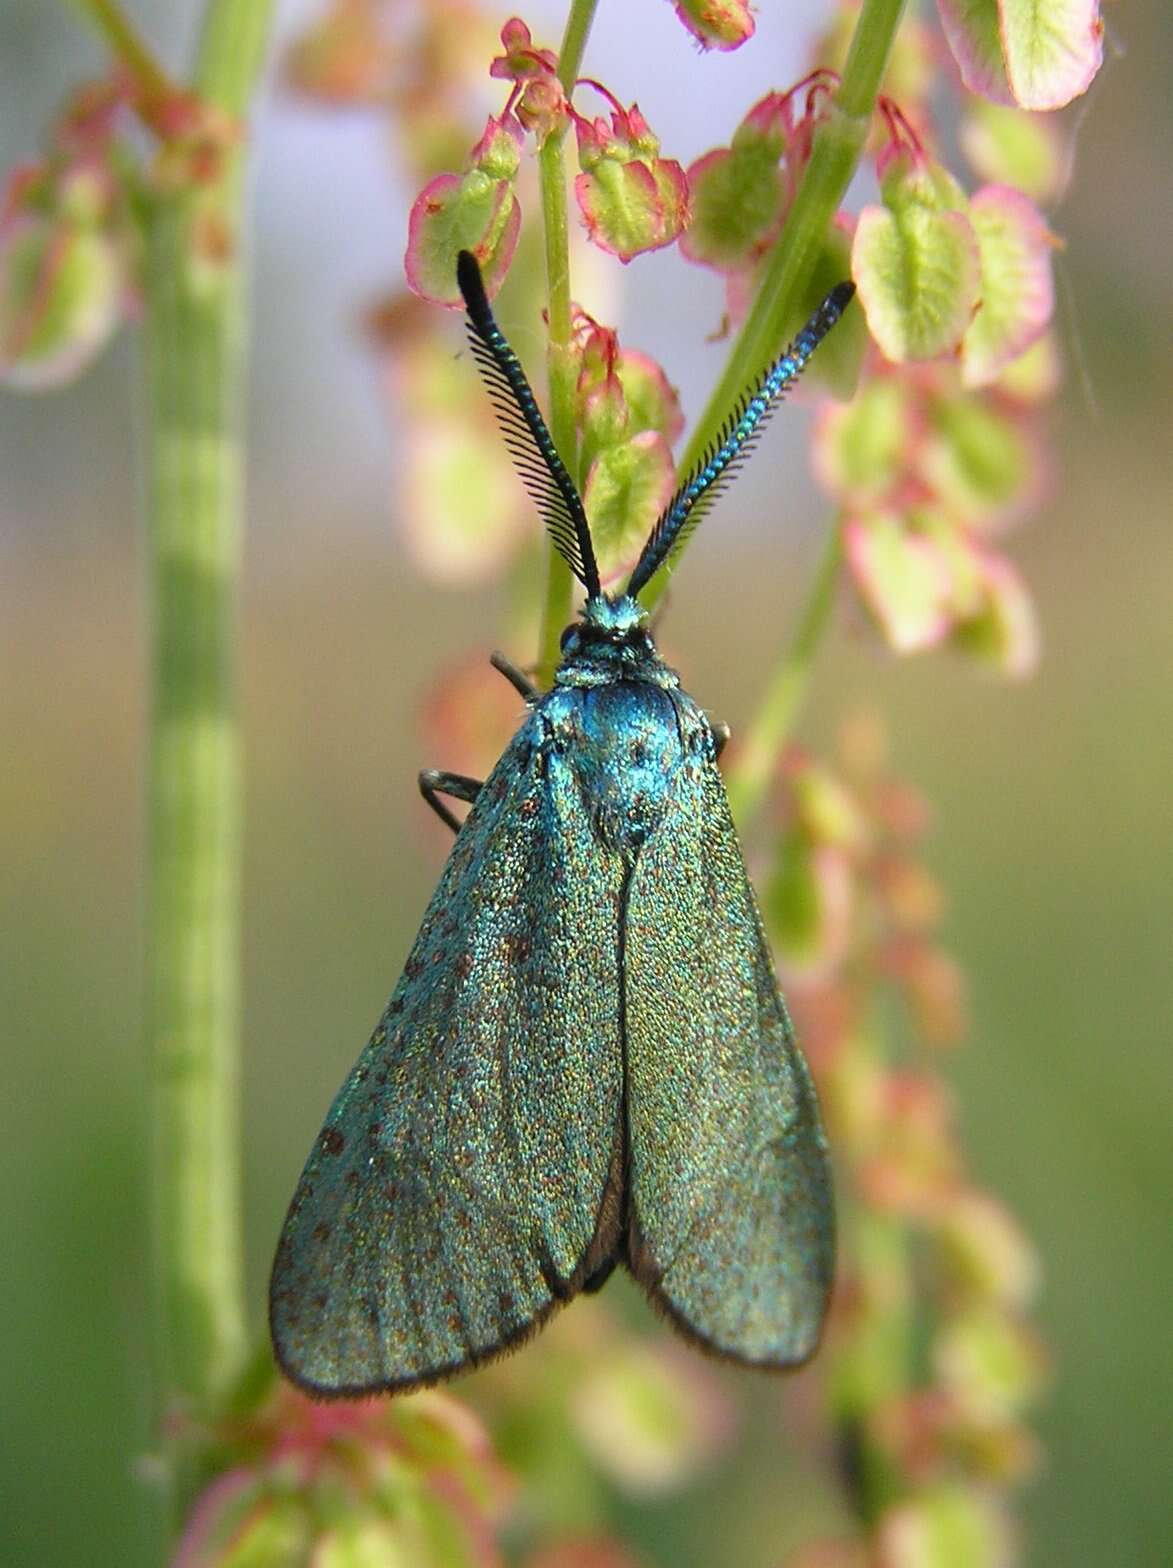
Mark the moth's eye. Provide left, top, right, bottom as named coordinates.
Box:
left=559, top=623, right=578, bottom=651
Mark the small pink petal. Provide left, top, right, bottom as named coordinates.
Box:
left=616, top=348, right=685, bottom=442
left=962, top=184, right=1055, bottom=387
left=576, top=161, right=666, bottom=262
left=964, top=549, right=1040, bottom=676
left=937, top=0, right=1016, bottom=104
left=402, top=416, right=529, bottom=583
left=405, top=174, right=519, bottom=305
left=846, top=513, right=956, bottom=653
left=173, top=1468, right=265, bottom=1568
left=672, top=0, right=755, bottom=52
left=1000, top=0, right=1104, bottom=110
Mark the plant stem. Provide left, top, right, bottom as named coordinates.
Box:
left=68, top=0, right=184, bottom=126
left=141, top=0, right=272, bottom=1530
left=642, top=0, right=906, bottom=612
left=535, top=0, right=600, bottom=684
left=558, top=0, right=598, bottom=85
left=725, top=521, right=842, bottom=826
left=535, top=135, right=577, bottom=686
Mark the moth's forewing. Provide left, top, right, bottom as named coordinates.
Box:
left=624, top=711, right=835, bottom=1366
left=269, top=716, right=625, bottom=1396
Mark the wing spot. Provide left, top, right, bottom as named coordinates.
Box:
left=320, top=1126, right=345, bottom=1156
left=311, top=1222, right=331, bottom=1243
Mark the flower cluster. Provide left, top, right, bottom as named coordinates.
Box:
left=172, top=1380, right=513, bottom=1565
left=813, top=344, right=1051, bottom=673
left=303, top=0, right=1092, bottom=676
left=680, top=73, right=843, bottom=329
left=672, top=8, right=1072, bottom=675
left=289, top=9, right=695, bottom=586
left=0, top=68, right=237, bottom=390
left=0, top=81, right=134, bottom=389
left=177, top=1300, right=737, bottom=1565
left=404, top=19, right=691, bottom=300
left=763, top=717, right=1048, bottom=1562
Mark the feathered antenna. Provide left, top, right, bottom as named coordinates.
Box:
left=626, top=282, right=855, bottom=599
left=456, top=252, right=601, bottom=599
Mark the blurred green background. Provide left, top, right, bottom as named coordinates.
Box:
left=2, top=1, right=1170, bottom=1564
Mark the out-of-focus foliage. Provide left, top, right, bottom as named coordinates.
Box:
left=762, top=718, right=1047, bottom=1563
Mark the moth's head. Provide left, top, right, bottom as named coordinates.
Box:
left=558, top=594, right=655, bottom=671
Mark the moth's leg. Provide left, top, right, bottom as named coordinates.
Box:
left=707, top=717, right=731, bottom=759
left=490, top=650, right=539, bottom=702
left=419, top=769, right=484, bottom=835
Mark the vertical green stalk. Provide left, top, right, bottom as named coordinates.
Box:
left=141, top=0, right=272, bottom=1527
left=725, top=521, right=842, bottom=827
left=535, top=0, right=600, bottom=684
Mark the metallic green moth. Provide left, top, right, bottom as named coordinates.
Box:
left=270, top=252, right=854, bottom=1395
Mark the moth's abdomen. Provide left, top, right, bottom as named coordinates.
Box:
left=566, top=682, right=687, bottom=851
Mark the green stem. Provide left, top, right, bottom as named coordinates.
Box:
left=535, top=0, right=600, bottom=685
left=535, top=135, right=577, bottom=686
left=642, top=0, right=906, bottom=612
left=141, top=0, right=272, bottom=1530
left=67, top=0, right=183, bottom=125
left=557, top=0, right=598, bottom=84
left=725, top=521, right=842, bottom=827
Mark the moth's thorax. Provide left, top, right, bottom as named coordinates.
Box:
left=540, top=677, right=705, bottom=852
left=554, top=594, right=679, bottom=692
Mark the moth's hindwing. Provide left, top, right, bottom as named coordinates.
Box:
left=269, top=715, right=625, bottom=1395
left=625, top=720, right=835, bottom=1365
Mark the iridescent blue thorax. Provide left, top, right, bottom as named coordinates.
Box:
left=539, top=596, right=703, bottom=852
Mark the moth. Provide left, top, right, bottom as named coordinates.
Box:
left=270, top=251, right=854, bottom=1395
